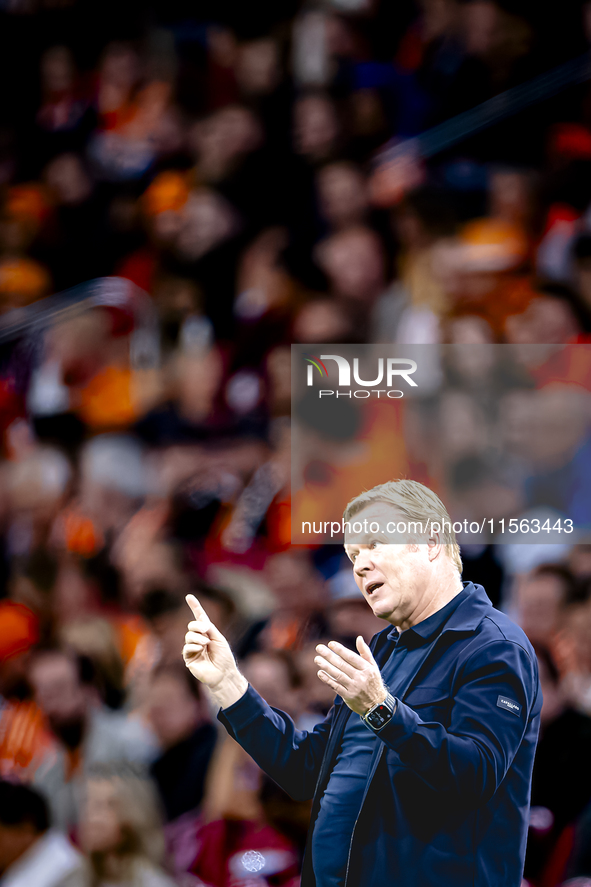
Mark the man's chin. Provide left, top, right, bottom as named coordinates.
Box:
left=369, top=602, right=391, bottom=620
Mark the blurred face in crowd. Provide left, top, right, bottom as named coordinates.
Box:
left=345, top=501, right=453, bottom=629
left=45, top=154, right=93, bottom=206
left=146, top=606, right=191, bottom=664
left=462, top=1, right=531, bottom=64
left=489, top=169, right=532, bottom=227
left=5, top=446, right=70, bottom=528
left=264, top=551, right=326, bottom=608
left=447, top=315, right=494, bottom=345
left=515, top=572, right=568, bottom=645
left=527, top=388, right=590, bottom=469
left=147, top=670, right=204, bottom=749
left=293, top=94, right=339, bottom=160
left=421, top=0, right=459, bottom=42
left=292, top=299, right=354, bottom=343
left=242, top=652, right=300, bottom=717
left=116, top=538, right=184, bottom=603
left=438, top=390, right=488, bottom=461
left=317, top=227, right=385, bottom=301
left=175, top=189, right=239, bottom=261
left=505, top=296, right=580, bottom=345
left=501, top=386, right=590, bottom=467
left=81, top=779, right=122, bottom=854
left=235, top=39, right=280, bottom=96
left=0, top=215, right=32, bottom=254
left=40, top=45, right=75, bottom=94
left=99, top=43, right=140, bottom=93
left=316, top=162, right=369, bottom=231
left=349, top=88, right=389, bottom=143
left=29, top=651, right=88, bottom=736
left=499, top=389, right=537, bottom=455
left=176, top=344, right=224, bottom=421
left=454, top=476, right=522, bottom=526
left=153, top=276, right=201, bottom=325
left=395, top=206, right=432, bottom=253
left=462, top=0, right=499, bottom=56
left=191, top=106, right=262, bottom=181
left=445, top=317, right=496, bottom=375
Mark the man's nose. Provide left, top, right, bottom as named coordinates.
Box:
left=354, top=550, right=373, bottom=575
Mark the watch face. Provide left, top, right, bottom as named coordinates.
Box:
left=366, top=694, right=396, bottom=730
left=368, top=704, right=390, bottom=729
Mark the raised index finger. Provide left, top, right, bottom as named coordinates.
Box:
left=186, top=594, right=211, bottom=625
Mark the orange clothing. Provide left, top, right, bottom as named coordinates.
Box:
left=0, top=699, right=52, bottom=778
left=113, top=614, right=150, bottom=666
left=0, top=601, right=38, bottom=663
left=77, top=365, right=140, bottom=430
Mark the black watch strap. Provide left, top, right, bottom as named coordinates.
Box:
left=362, top=691, right=397, bottom=731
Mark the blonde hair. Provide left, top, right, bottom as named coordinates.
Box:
left=85, top=762, right=168, bottom=885
left=343, top=479, right=462, bottom=574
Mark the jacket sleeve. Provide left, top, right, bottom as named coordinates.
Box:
left=375, top=639, right=540, bottom=805
left=217, top=683, right=338, bottom=801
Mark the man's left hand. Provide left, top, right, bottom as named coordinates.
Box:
left=315, top=636, right=388, bottom=716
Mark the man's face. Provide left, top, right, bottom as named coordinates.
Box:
left=29, top=652, right=87, bottom=728
left=344, top=502, right=433, bottom=629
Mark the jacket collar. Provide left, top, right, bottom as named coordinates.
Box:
left=439, top=581, right=492, bottom=633
left=371, top=581, right=492, bottom=654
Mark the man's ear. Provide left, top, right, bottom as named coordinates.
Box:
left=427, top=532, right=443, bottom=562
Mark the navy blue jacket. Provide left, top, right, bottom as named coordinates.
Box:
left=218, top=583, right=542, bottom=887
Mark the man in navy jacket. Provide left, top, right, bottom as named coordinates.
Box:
left=183, top=479, right=542, bottom=887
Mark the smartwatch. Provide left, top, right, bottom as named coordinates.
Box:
left=362, top=691, right=397, bottom=731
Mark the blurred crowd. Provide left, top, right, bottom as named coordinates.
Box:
left=1, top=0, right=591, bottom=885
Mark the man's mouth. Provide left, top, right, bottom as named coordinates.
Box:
left=366, top=582, right=383, bottom=595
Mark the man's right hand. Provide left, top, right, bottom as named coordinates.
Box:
left=182, top=594, right=248, bottom=708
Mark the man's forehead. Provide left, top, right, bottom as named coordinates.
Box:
left=344, top=501, right=402, bottom=543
